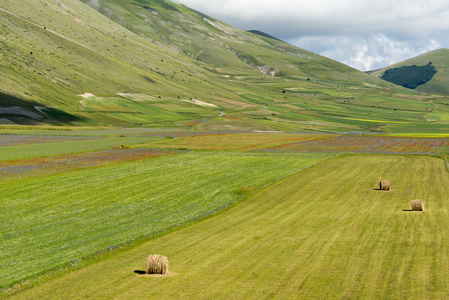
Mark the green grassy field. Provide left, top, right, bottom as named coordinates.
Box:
left=0, top=149, right=330, bottom=292
left=0, top=135, right=159, bottom=162
left=8, top=154, right=449, bottom=299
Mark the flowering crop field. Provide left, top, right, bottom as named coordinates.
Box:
left=146, top=133, right=332, bottom=150
left=0, top=149, right=179, bottom=181
left=0, top=135, right=95, bottom=147
left=0, top=135, right=163, bottom=162
left=263, top=135, right=449, bottom=155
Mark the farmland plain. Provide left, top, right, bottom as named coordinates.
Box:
left=0, top=133, right=332, bottom=292
left=3, top=129, right=449, bottom=298
left=8, top=154, right=449, bottom=299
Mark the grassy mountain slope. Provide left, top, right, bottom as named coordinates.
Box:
left=1, top=0, right=449, bottom=132
left=82, top=0, right=386, bottom=83
left=0, top=0, right=235, bottom=125
left=247, top=30, right=283, bottom=41
left=371, top=49, right=449, bottom=94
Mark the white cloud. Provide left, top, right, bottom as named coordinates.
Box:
left=348, top=34, right=442, bottom=70
left=175, top=0, right=449, bottom=36
left=346, top=44, right=384, bottom=72
left=290, top=34, right=441, bottom=71
left=174, top=0, right=449, bottom=70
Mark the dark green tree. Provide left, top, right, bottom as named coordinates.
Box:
left=381, top=62, right=437, bottom=89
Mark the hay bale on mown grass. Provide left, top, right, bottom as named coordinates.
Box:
left=145, top=254, right=169, bottom=275
left=380, top=180, right=391, bottom=191
left=412, top=199, right=424, bottom=211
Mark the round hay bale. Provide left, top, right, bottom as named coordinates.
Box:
left=411, top=199, right=424, bottom=211
left=380, top=180, right=391, bottom=191
left=145, top=254, right=169, bottom=275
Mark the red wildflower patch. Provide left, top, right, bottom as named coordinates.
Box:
left=262, top=135, right=449, bottom=155
left=0, top=148, right=181, bottom=180
left=0, top=135, right=96, bottom=147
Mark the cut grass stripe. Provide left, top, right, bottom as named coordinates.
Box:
left=11, top=155, right=449, bottom=299
left=0, top=151, right=329, bottom=292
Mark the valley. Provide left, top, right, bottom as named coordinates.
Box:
left=2, top=0, right=449, bottom=298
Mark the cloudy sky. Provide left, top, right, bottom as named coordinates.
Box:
left=173, top=0, right=448, bottom=71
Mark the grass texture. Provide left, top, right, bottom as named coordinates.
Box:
left=0, top=135, right=159, bottom=161
left=10, top=155, right=449, bottom=299
left=0, top=151, right=330, bottom=291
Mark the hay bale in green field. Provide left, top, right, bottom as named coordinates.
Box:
left=145, top=254, right=169, bottom=275
left=380, top=180, right=391, bottom=191
left=412, top=199, right=424, bottom=211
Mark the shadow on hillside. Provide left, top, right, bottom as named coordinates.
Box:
left=134, top=270, right=146, bottom=275
left=0, top=91, right=83, bottom=124
left=0, top=91, right=41, bottom=108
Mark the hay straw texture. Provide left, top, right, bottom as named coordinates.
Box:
left=412, top=199, right=424, bottom=211
left=380, top=180, right=391, bottom=191
left=145, top=254, right=169, bottom=275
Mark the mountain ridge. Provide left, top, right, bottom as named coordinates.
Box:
left=3, top=0, right=445, bottom=133
left=247, top=30, right=284, bottom=42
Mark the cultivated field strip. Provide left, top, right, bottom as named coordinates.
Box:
left=0, top=135, right=96, bottom=147
left=146, top=132, right=332, bottom=150
left=263, top=135, right=449, bottom=154
left=0, top=148, right=179, bottom=180
left=0, top=151, right=329, bottom=291
left=13, top=155, right=449, bottom=299
left=0, top=135, right=161, bottom=162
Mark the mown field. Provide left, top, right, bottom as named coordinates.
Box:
left=0, top=131, right=332, bottom=292
left=3, top=129, right=449, bottom=298
left=8, top=154, right=449, bottom=299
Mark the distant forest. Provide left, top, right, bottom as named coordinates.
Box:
left=381, top=62, right=437, bottom=89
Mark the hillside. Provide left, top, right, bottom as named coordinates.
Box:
left=380, top=63, right=437, bottom=89
left=80, top=0, right=381, bottom=82
left=371, top=48, right=449, bottom=94
left=2, top=0, right=449, bottom=133
left=247, top=30, right=283, bottom=41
